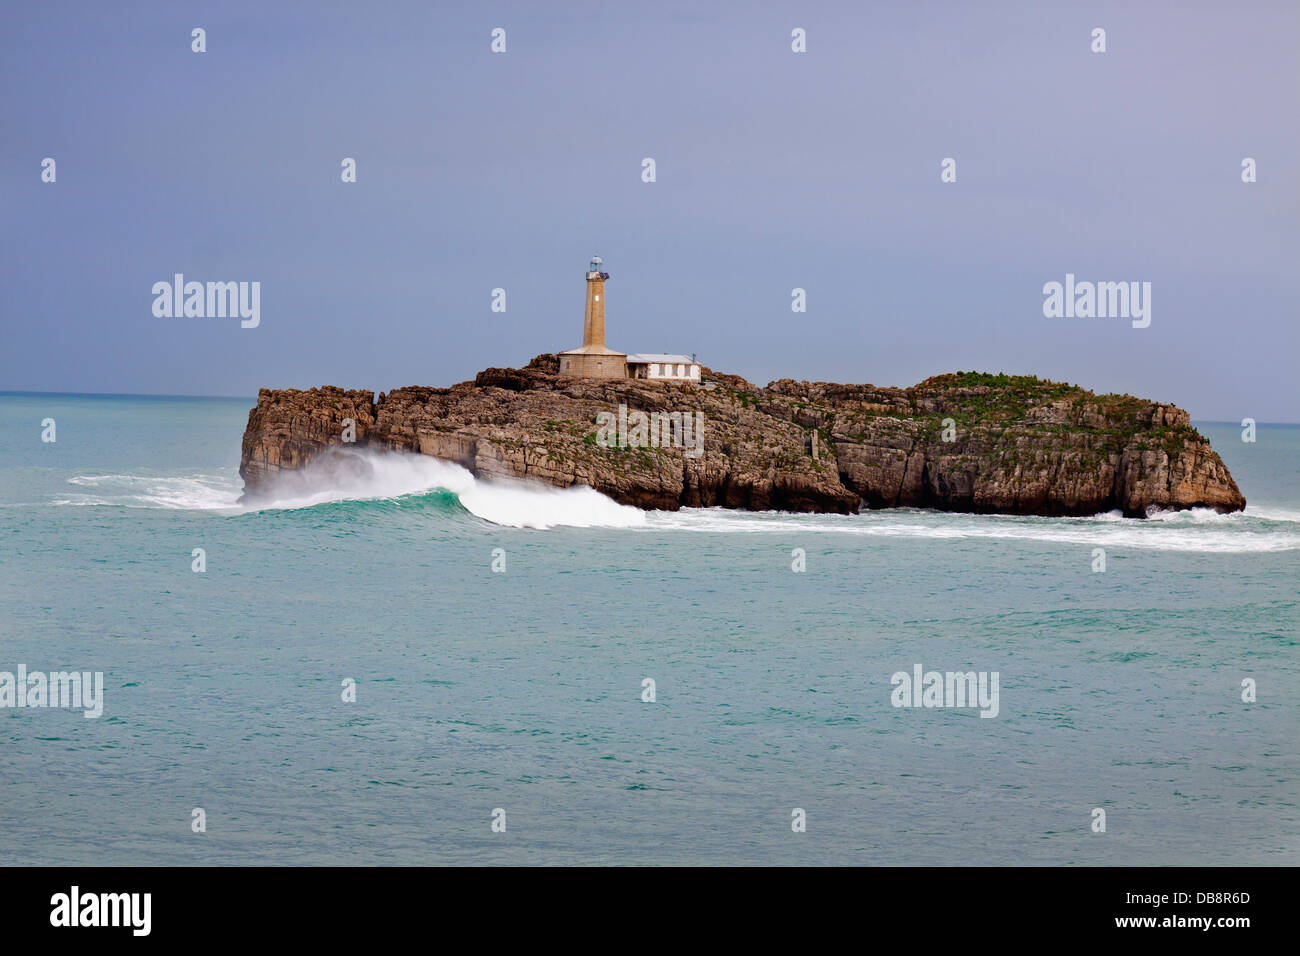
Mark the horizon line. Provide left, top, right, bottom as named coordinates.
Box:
left=1, top=389, right=1296, bottom=427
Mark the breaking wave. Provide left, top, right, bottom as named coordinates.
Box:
left=60, top=452, right=647, bottom=530
left=51, top=453, right=1300, bottom=549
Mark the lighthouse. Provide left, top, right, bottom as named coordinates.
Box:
left=558, top=255, right=629, bottom=378
left=582, top=255, right=608, bottom=351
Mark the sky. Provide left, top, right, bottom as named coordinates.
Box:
left=2, top=0, right=1297, bottom=421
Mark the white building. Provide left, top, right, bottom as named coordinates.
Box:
left=626, top=354, right=701, bottom=381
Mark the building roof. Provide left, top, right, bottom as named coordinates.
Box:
left=626, top=353, right=695, bottom=365
left=558, top=345, right=626, bottom=356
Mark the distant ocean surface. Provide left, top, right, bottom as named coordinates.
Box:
left=1, top=393, right=1296, bottom=865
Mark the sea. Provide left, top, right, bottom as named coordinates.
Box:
left=1, top=393, right=1296, bottom=865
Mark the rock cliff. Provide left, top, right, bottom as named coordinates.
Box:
left=239, top=355, right=1245, bottom=517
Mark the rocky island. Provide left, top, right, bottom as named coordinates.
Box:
left=239, top=354, right=1245, bottom=518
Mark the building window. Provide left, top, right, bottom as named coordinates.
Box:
left=675, top=364, right=683, bottom=377
left=690, top=365, right=699, bottom=378
left=650, top=364, right=659, bottom=376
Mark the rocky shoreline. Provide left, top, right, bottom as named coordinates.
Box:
left=239, top=354, right=1245, bottom=517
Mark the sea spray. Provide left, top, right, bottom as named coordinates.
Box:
left=49, top=460, right=1300, bottom=549
left=244, top=450, right=647, bottom=529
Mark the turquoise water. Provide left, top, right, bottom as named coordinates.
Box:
left=1, top=393, right=1296, bottom=865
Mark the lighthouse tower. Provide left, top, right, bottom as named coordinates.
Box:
left=558, top=255, right=628, bottom=378
left=582, top=255, right=608, bottom=351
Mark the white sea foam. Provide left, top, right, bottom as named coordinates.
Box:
left=642, top=505, right=1300, bottom=553
left=63, top=473, right=243, bottom=511
left=55, top=456, right=1298, bottom=549
left=63, top=453, right=647, bottom=530
left=246, top=451, right=647, bottom=529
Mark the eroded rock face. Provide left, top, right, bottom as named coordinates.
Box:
left=239, top=358, right=1245, bottom=517
left=239, top=386, right=376, bottom=495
